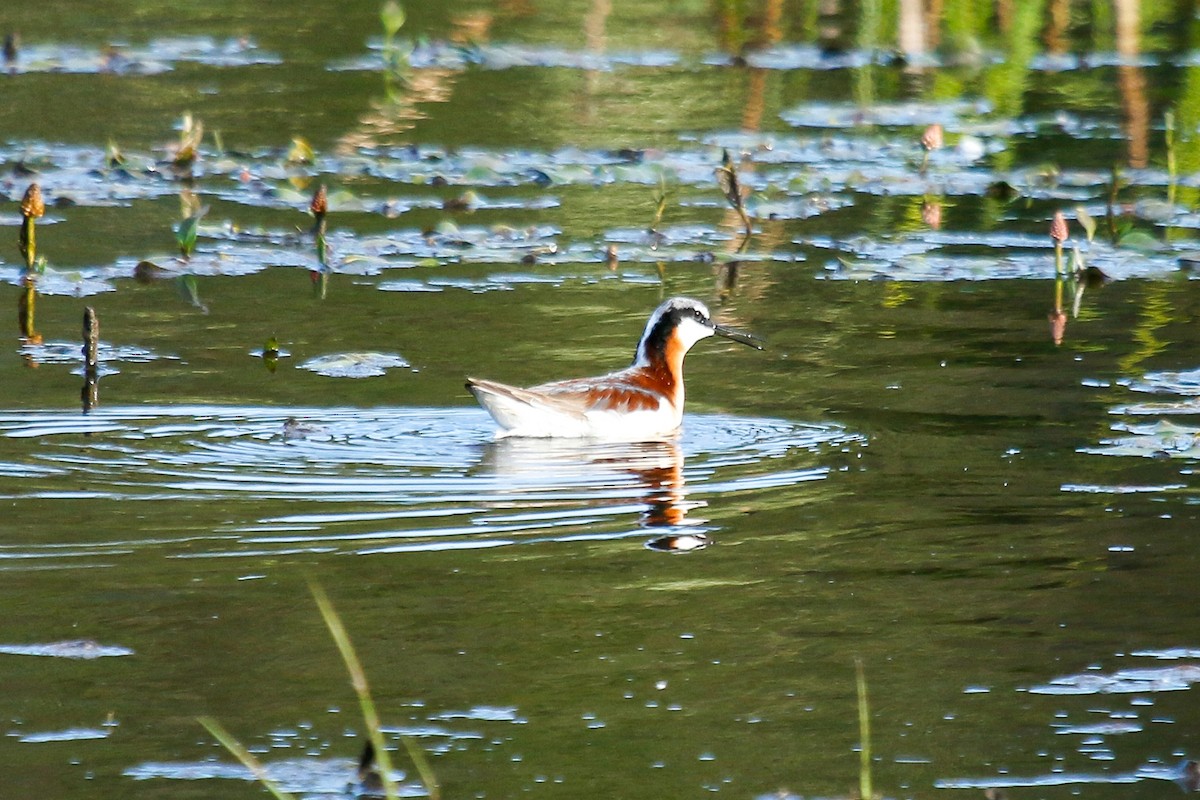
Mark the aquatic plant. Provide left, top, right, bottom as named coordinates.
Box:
left=715, top=149, right=752, bottom=237
left=380, top=1, right=410, bottom=86
left=650, top=171, right=669, bottom=235
left=197, top=717, right=296, bottom=800
left=197, top=583, right=438, bottom=800
left=81, top=308, right=100, bottom=412
left=1049, top=210, right=1068, bottom=275
left=176, top=274, right=209, bottom=314
left=18, top=182, right=44, bottom=271
left=105, top=139, right=125, bottom=169
left=171, top=112, right=204, bottom=167
left=855, top=657, right=876, bottom=800
left=174, top=191, right=208, bottom=260
left=175, top=211, right=204, bottom=259
left=287, top=136, right=315, bottom=165
left=312, top=581, right=439, bottom=800
left=1105, top=165, right=1124, bottom=243
left=919, top=123, right=942, bottom=175
left=1164, top=108, right=1177, bottom=208
left=310, top=183, right=328, bottom=258
left=1049, top=274, right=1067, bottom=345
left=310, top=184, right=330, bottom=297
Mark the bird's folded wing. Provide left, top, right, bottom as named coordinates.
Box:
left=466, top=377, right=589, bottom=420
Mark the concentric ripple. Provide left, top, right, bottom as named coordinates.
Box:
left=0, top=406, right=862, bottom=563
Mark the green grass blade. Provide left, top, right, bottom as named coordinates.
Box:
left=310, top=580, right=427, bottom=800
left=855, top=657, right=872, bottom=800
left=197, top=716, right=296, bottom=800
left=400, top=733, right=441, bottom=800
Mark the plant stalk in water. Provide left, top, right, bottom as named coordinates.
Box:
left=1050, top=210, right=1068, bottom=275
left=18, top=182, right=43, bottom=271
left=715, top=149, right=752, bottom=237
left=82, top=306, right=99, bottom=412
left=311, top=580, right=440, bottom=800
left=197, top=717, right=297, bottom=800
left=649, top=172, right=668, bottom=235
left=380, top=1, right=409, bottom=87
left=856, top=657, right=873, bottom=800
left=311, top=184, right=328, bottom=269
left=1165, top=108, right=1177, bottom=208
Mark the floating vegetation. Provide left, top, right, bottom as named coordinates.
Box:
left=1028, top=664, right=1200, bottom=695
left=819, top=230, right=1178, bottom=282
left=1079, top=420, right=1200, bottom=460
left=0, top=640, right=134, bottom=659
left=298, top=352, right=412, bottom=378
left=0, top=35, right=280, bottom=75
left=18, top=727, right=112, bottom=743
left=16, top=339, right=167, bottom=375
left=332, top=39, right=678, bottom=74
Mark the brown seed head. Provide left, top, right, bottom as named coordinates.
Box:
left=310, top=184, right=327, bottom=216
left=1050, top=210, right=1069, bottom=243
left=20, top=183, right=44, bottom=219
left=921, top=124, right=943, bottom=152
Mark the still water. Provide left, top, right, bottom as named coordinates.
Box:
left=2, top=1, right=1200, bottom=798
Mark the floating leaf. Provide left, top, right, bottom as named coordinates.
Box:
left=1118, top=230, right=1160, bottom=252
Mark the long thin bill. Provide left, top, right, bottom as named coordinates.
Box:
left=713, top=323, right=765, bottom=350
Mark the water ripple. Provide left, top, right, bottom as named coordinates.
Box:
left=0, top=405, right=862, bottom=564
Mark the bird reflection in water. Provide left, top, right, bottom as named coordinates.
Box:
left=477, top=437, right=710, bottom=552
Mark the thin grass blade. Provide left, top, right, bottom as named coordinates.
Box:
left=197, top=716, right=296, bottom=800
